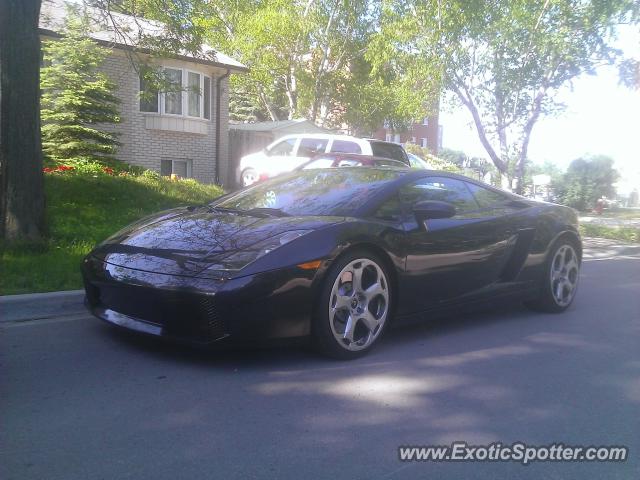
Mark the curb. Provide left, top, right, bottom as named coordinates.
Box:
left=0, top=289, right=85, bottom=303
left=0, top=289, right=86, bottom=323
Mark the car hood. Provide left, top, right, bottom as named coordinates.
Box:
left=91, top=207, right=343, bottom=277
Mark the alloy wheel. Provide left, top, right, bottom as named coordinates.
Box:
left=328, top=258, right=390, bottom=351
left=550, top=244, right=580, bottom=307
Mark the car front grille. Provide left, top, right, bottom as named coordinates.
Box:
left=87, top=282, right=227, bottom=342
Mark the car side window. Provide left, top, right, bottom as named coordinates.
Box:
left=268, top=138, right=296, bottom=157
left=373, top=194, right=404, bottom=222
left=465, top=182, right=511, bottom=208
left=399, top=177, right=480, bottom=214
left=330, top=140, right=362, bottom=154
left=298, top=138, right=329, bottom=157
left=370, top=142, right=408, bottom=164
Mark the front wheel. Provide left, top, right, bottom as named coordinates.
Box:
left=313, top=251, right=392, bottom=359
left=526, top=239, right=581, bottom=313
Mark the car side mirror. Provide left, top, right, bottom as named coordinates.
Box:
left=413, top=200, right=456, bottom=220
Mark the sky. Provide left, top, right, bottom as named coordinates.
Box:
left=440, top=26, right=640, bottom=195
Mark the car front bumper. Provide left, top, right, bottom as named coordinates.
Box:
left=82, top=255, right=319, bottom=345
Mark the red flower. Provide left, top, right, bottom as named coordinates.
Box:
left=43, top=167, right=53, bottom=173
left=103, top=167, right=115, bottom=175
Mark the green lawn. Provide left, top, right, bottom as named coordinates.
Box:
left=579, top=223, right=640, bottom=243
left=1, top=173, right=223, bottom=295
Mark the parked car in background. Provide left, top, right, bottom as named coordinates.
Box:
left=297, top=153, right=410, bottom=171
left=238, top=134, right=409, bottom=186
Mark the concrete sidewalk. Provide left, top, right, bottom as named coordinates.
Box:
left=0, top=289, right=85, bottom=323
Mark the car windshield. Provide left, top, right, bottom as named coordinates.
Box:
left=215, top=169, right=403, bottom=217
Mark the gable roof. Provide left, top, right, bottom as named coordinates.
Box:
left=39, top=0, right=247, bottom=72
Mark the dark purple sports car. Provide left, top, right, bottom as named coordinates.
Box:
left=82, top=167, right=581, bottom=359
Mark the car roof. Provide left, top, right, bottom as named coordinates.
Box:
left=276, top=133, right=368, bottom=142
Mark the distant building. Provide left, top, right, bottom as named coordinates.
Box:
left=373, top=115, right=443, bottom=154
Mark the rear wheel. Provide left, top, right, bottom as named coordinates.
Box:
left=526, top=239, right=580, bottom=313
left=313, top=251, right=392, bottom=359
left=241, top=168, right=258, bottom=187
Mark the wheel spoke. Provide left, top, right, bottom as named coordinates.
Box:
left=365, top=280, right=385, bottom=298
left=361, top=311, right=379, bottom=332
left=342, top=314, right=356, bottom=343
left=555, top=280, right=564, bottom=301
left=332, top=294, right=351, bottom=312
left=352, top=265, right=363, bottom=291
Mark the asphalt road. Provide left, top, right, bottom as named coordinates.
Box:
left=2, top=239, right=639, bottom=480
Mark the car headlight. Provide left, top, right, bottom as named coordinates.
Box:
left=200, top=230, right=312, bottom=273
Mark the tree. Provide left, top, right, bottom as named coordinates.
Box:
left=200, top=0, right=434, bottom=132
left=0, top=0, right=215, bottom=241
left=374, top=0, right=639, bottom=192
left=0, top=0, right=45, bottom=241
left=557, top=155, right=619, bottom=210
left=438, top=148, right=467, bottom=168
left=41, top=11, right=121, bottom=165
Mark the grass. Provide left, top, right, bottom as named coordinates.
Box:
left=593, top=208, right=640, bottom=220
left=1, top=173, right=223, bottom=295
left=579, top=223, right=640, bottom=243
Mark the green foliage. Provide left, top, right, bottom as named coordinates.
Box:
left=438, top=148, right=467, bottom=167
left=40, top=9, right=121, bottom=164
left=404, top=144, right=460, bottom=172
left=0, top=172, right=224, bottom=294
left=372, top=0, right=639, bottom=190
left=557, top=156, right=619, bottom=210
left=199, top=0, right=433, bottom=132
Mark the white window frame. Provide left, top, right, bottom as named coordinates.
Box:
left=422, top=117, right=429, bottom=126
left=161, top=158, right=193, bottom=178
left=421, top=138, right=428, bottom=148
left=385, top=133, right=393, bottom=142
left=140, top=67, right=211, bottom=120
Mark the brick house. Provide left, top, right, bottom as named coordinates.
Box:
left=373, top=114, right=443, bottom=154
left=39, top=0, right=247, bottom=185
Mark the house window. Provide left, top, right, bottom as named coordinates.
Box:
left=139, top=75, right=159, bottom=113
left=393, top=134, right=401, bottom=143
left=163, top=68, right=183, bottom=115
left=422, top=117, right=429, bottom=126
left=421, top=138, right=428, bottom=148
left=385, top=133, right=392, bottom=142
left=140, top=68, right=211, bottom=120
left=161, top=159, right=192, bottom=178
left=187, top=71, right=201, bottom=117
left=410, top=137, right=416, bottom=144
left=203, top=76, right=211, bottom=120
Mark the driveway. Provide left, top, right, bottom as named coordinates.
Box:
left=1, top=239, right=639, bottom=480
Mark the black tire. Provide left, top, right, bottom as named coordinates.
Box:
left=525, top=236, right=581, bottom=313
left=241, top=168, right=258, bottom=187
left=312, top=249, right=393, bottom=360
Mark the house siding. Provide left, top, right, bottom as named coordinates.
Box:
left=97, top=50, right=230, bottom=185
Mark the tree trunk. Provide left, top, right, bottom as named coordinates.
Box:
left=0, top=0, right=45, bottom=241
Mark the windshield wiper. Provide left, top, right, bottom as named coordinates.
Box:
left=206, top=206, right=290, bottom=217
left=244, top=207, right=291, bottom=217
left=206, top=206, right=242, bottom=214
